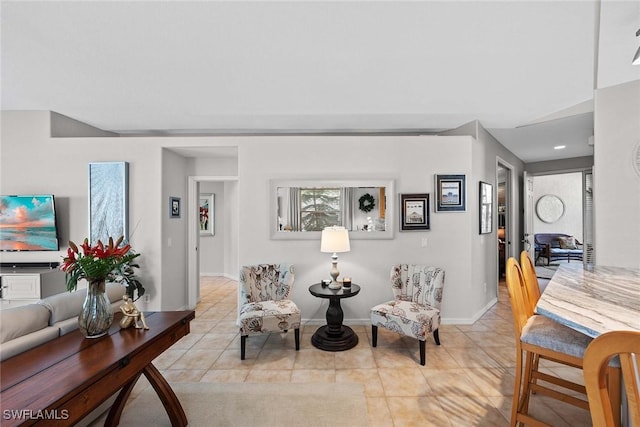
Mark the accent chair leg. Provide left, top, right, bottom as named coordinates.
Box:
left=241, top=335, right=247, bottom=360
left=372, top=325, right=378, bottom=347
left=294, top=328, right=300, bottom=351
left=433, top=328, right=440, bottom=345
left=419, top=340, right=426, bottom=366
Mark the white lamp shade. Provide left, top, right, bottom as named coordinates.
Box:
left=320, top=226, right=351, bottom=253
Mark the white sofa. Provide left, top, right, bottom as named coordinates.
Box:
left=0, top=283, right=126, bottom=361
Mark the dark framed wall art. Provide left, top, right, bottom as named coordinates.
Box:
left=479, top=181, right=493, bottom=234
left=435, top=174, right=466, bottom=212
left=199, top=193, right=214, bottom=236
left=170, top=197, right=181, bottom=218
left=400, top=193, right=430, bottom=231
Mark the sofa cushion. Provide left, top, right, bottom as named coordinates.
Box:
left=38, top=289, right=86, bottom=326
left=558, top=236, right=577, bottom=249
left=105, top=283, right=127, bottom=305
left=38, top=283, right=126, bottom=326
left=0, top=304, right=51, bottom=344
left=0, top=327, right=59, bottom=361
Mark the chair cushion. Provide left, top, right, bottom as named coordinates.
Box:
left=239, top=299, right=301, bottom=336
left=370, top=299, right=440, bottom=341
left=521, top=314, right=592, bottom=359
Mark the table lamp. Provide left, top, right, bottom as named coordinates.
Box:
left=320, top=226, right=351, bottom=290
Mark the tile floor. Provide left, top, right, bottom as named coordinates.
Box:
left=144, top=276, right=592, bottom=426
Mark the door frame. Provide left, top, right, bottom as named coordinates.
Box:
left=187, top=175, right=239, bottom=310
left=496, top=157, right=515, bottom=288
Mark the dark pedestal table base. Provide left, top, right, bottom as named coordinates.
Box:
left=308, top=283, right=361, bottom=352
left=311, top=324, right=359, bottom=351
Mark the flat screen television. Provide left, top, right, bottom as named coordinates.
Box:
left=0, top=195, right=60, bottom=251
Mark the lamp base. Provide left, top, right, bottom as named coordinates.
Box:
left=328, top=253, right=341, bottom=290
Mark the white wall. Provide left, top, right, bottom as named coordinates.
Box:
left=594, top=79, right=640, bottom=268
left=1, top=111, right=165, bottom=311
left=161, top=148, right=189, bottom=310
left=1, top=111, right=522, bottom=323
left=224, top=180, right=239, bottom=280
left=533, top=172, right=583, bottom=241
left=236, top=135, right=479, bottom=323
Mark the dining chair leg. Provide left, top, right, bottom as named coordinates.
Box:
left=511, top=348, right=524, bottom=427
left=520, top=351, right=535, bottom=416
left=419, top=340, right=426, bottom=366
left=372, top=325, right=378, bottom=347
left=241, top=335, right=247, bottom=360
left=433, top=328, right=440, bottom=345
left=294, top=328, right=300, bottom=351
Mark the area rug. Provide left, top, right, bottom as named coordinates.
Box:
left=109, top=382, right=368, bottom=427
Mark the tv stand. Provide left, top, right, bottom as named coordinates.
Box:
left=0, top=266, right=66, bottom=307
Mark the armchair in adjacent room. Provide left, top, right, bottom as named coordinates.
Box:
left=238, top=264, right=301, bottom=360
left=370, top=264, right=445, bottom=365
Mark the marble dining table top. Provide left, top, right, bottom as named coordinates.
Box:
left=535, top=263, right=640, bottom=338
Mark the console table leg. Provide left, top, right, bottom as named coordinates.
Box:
left=143, top=363, right=188, bottom=426
left=105, top=372, right=142, bottom=427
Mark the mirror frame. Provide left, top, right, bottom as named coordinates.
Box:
left=270, top=178, right=395, bottom=240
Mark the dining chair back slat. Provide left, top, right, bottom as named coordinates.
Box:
left=583, top=330, right=640, bottom=427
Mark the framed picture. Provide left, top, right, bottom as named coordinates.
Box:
left=479, top=181, right=493, bottom=234
left=170, top=197, right=181, bottom=218
left=400, top=193, right=430, bottom=231
left=435, top=174, right=466, bottom=212
left=199, top=193, right=214, bottom=236
left=89, top=162, right=129, bottom=244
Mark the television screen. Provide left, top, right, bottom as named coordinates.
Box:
left=0, top=195, right=60, bottom=251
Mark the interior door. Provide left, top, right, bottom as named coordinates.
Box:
left=523, top=171, right=535, bottom=262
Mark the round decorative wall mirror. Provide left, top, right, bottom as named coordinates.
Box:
left=536, top=194, right=565, bottom=223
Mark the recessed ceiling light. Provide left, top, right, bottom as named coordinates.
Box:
left=554, top=145, right=566, bottom=150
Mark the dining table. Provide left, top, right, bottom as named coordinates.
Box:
left=535, top=263, right=640, bottom=337
left=535, top=262, right=640, bottom=427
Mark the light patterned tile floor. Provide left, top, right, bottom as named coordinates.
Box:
left=148, top=276, right=592, bottom=426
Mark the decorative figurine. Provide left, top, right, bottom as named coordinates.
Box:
left=119, top=295, right=149, bottom=330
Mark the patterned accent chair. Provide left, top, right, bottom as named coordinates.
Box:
left=239, top=264, right=301, bottom=360
left=370, top=264, right=445, bottom=365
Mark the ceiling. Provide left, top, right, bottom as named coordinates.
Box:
left=2, top=1, right=639, bottom=163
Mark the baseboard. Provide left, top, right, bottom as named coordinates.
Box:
left=199, top=272, right=239, bottom=281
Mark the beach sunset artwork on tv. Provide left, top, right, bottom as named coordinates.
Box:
left=0, top=195, right=59, bottom=251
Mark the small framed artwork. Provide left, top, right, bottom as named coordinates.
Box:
left=435, top=174, right=466, bottom=212
left=170, top=197, right=181, bottom=218
left=400, top=193, right=430, bottom=231
left=199, top=193, right=214, bottom=236
left=479, top=181, right=493, bottom=234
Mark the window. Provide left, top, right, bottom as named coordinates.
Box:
left=299, top=188, right=341, bottom=231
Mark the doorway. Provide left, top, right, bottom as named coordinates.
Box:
left=187, top=176, right=239, bottom=309
left=496, top=159, right=514, bottom=285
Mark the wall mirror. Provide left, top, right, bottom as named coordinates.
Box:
left=536, top=194, right=565, bottom=224
left=270, top=178, right=395, bottom=240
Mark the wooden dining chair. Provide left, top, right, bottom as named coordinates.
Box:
left=520, top=250, right=541, bottom=312
left=505, top=257, right=592, bottom=426
left=583, top=330, right=640, bottom=427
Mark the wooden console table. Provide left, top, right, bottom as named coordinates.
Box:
left=0, top=310, right=195, bottom=426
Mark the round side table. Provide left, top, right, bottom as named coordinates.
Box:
left=308, top=283, right=361, bottom=351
